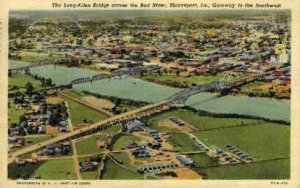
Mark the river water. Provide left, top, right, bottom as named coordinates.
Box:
left=11, top=61, right=290, bottom=122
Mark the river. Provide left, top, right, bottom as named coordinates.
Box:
left=11, top=61, right=290, bottom=122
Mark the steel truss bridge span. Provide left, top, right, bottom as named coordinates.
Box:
left=167, top=73, right=266, bottom=104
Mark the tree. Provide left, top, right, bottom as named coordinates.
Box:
left=25, top=82, right=34, bottom=94
left=45, top=78, right=53, bottom=86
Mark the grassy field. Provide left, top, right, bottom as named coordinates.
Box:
left=62, top=89, right=86, bottom=99
left=9, top=74, right=42, bottom=93
left=189, top=153, right=219, bottom=168
left=8, top=100, right=25, bottom=125
left=76, top=134, right=108, bottom=155
left=8, top=159, right=76, bottom=180
left=63, top=89, right=143, bottom=114
left=194, top=123, right=290, bottom=161
left=102, top=159, right=144, bottom=180
left=112, top=135, right=142, bottom=151
left=144, top=109, right=260, bottom=132
left=240, top=81, right=269, bottom=94
left=167, top=132, right=199, bottom=152
left=10, top=135, right=51, bottom=152
left=197, top=158, right=290, bottom=179
left=34, top=159, right=76, bottom=180
left=101, top=124, right=122, bottom=133
left=8, top=162, right=43, bottom=179
left=65, top=98, right=108, bottom=125
left=81, top=170, right=98, bottom=180
left=15, top=52, right=63, bottom=63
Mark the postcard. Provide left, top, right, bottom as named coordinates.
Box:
left=0, top=0, right=299, bottom=187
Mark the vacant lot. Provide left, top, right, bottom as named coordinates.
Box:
left=9, top=74, right=42, bottom=93
left=62, top=89, right=86, bottom=98
left=76, top=134, right=108, bottom=155
left=102, top=159, right=144, bottom=180
left=8, top=162, right=43, bottom=179
left=46, top=96, right=63, bottom=104
left=65, top=98, right=108, bottom=125
left=189, top=153, right=219, bottom=168
left=194, top=123, right=290, bottom=161
left=167, top=132, right=199, bottom=152
left=34, top=159, right=76, bottom=180
left=8, top=100, right=25, bottom=125
left=81, top=96, right=115, bottom=109
left=17, top=51, right=63, bottom=62
left=9, top=159, right=76, bottom=180
left=197, top=158, right=290, bottom=179
left=101, top=124, right=122, bottom=133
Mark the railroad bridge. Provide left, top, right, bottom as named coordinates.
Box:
left=34, top=65, right=161, bottom=91
left=8, top=61, right=53, bottom=74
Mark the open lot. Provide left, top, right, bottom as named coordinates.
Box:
left=9, top=73, right=42, bottom=93
left=81, top=96, right=115, bottom=110
left=65, top=98, right=108, bottom=125
left=101, top=124, right=122, bottom=133
left=102, top=159, right=145, bottom=180
left=189, top=153, right=219, bottom=168
left=166, top=132, right=199, bottom=152
left=34, top=159, right=76, bottom=180
left=8, top=159, right=76, bottom=180
left=75, top=134, right=108, bottom=155
left=8, top=100, right=26, bottom=125
left=193, top=123, right=290, bottom=161
left=15, top=51, right=63, bottom=62
left=197, top=158, right=290, bottom=179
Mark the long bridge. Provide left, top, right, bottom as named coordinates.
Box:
left=67, top=65, right=161, bottom=85
left=167, top=72, right=266, bottom=104
left=8, top=71, right=267, bottom=163
left=32, top=65, right=161, bottom=92
left=8, top=62, right=53, bottom=74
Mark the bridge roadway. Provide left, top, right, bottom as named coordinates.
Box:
left=8, top=100, right=169, bottom=164
left=168, top=72, right=267, bottom=104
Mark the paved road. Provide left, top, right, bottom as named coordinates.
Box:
left=71, top=140, right=82, bottom=180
